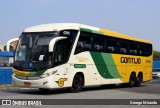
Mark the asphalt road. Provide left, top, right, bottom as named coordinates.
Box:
left=0, top=79, right=160, bottom=108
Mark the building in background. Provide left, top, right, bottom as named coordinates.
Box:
left=0, top=38, right=18, bottom=67
left=0, top=45, right=6, bottom=51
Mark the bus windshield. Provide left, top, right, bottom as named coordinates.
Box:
left=14, top=32, right=58, bottom=71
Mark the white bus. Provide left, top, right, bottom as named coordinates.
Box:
left=12, top=23, right=152, bottom=92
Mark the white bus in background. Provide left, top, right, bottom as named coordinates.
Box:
left=7, top=38, right=19, bottom=52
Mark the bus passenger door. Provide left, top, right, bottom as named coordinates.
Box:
left=52, top=39, right=71, bottom=87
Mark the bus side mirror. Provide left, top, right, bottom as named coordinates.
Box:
left=49, top=37, right=67, bottom=52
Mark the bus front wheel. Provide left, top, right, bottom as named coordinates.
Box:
left=38, top=88, right=50, bottom=92
left=70, top=74, right=84, bottom=93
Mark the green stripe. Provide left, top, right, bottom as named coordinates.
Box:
left=90, top=52, right=121, bottom=79
left=90, top=52, right=113, bottom=79
left=92, top=30, right=104, bottom=35
left=28, top=70, right=46, bottom=77
left=101, top=53, right=121, bottom=78
left=80, top=28, right=92, bottom=33
left=80, top=28, right=104, bottom=35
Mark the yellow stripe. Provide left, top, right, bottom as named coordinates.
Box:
left=99, top=28, right=151, bottom=44
left=13, top=68, right=30, bottom=76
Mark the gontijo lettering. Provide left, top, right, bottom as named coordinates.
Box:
left=121, top=57, right=141, bottom=64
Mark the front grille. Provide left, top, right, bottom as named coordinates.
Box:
left=15, top=75, right=41, bottom=80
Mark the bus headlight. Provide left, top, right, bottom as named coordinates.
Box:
left=41, top=73, right=49, bottom=78
left=40, top=70, right=57, bottom=78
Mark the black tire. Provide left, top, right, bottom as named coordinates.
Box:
left=39, top=88, right=50, bottom=92
left=70, top=74, right=84, bottom=93
left=101, top=84, right=115, bottom=88
left=128, top=73, right=136, bottom=87
left=135, top=73, right=143, bottom=87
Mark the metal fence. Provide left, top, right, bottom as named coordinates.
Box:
left=0, top=69, right=12, bottom=84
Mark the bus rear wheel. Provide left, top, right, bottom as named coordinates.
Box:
left=101, top=84, right=115, bottom=88
left=128, top=73, right=136, bottom=87
left=135, top=73, right=143, bottom=87
left=70, top=74, right=84, bottom=93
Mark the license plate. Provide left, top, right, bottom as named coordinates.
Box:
left=24, top=82, right=31, bottom=86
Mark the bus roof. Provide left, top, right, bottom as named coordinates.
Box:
left=24, top=23, right=152, bottom=44
left=24, top=23, right=80, bottom=32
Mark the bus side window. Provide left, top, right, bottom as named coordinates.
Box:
left=77, top=41, right=85, bottom=49
left=75, top=32, right=91, bottom=54
left=145, top=44, right=152, bottom=56
left=106, top=38, right=117, bottom=53
left=119, top=41, right=128, bottom=54
left=139, top=44, right=145, bottom=56
left=129, top=42, right=138, bottom=55
left=93, top=36, right=105, bottom=52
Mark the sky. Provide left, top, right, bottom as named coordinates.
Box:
left=0, top=0, right=160, bottom=51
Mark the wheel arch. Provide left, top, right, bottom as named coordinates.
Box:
left=130, top=71, right=136, bottom=77
left=74, top=72, right=85, bottom=86
left=69, top=72, right=85, bottom=92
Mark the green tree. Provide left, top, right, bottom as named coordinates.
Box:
left=153, top=50, right=160, bottom=60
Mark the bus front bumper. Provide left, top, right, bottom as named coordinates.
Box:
left=12, top=75, right=59, bottom=89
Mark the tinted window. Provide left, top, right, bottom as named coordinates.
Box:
left=145, top=44, right=152, bottom=56
left=75, top=32, right=91, bottom=54
left=93, top=36, right=105, bottom=52
left=119, top=41, right=128, bottom=54
left=53, top=39, right=71, bottom=66
left=74, top=31, right=152, bottom=56
left=106, top=38, right=117, bottom=53
left=139, top=44, right=145, bottom=56
left=129, top=42, right=138, bottom=55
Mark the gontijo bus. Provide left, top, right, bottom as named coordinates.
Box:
left=12, top=23, right=152, bottom=92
